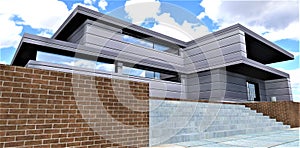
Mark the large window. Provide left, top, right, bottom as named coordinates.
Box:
left=122, top=34, right=179, bottom=55
left=36, top=51, right=180, bottom=82
left=36, top=51, right=115, bottom=72
left=122, top=65, right=180, bottom=82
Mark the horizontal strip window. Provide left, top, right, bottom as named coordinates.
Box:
left=122, top=64, right=180, bottom=83
left=122, top=34, right=180, bottom=55
left=36, top=51, right=115, bottom=72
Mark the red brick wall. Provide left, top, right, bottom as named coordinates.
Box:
left=0, top=64, right=149, bottom=147
left=242, top=101, right=300, bottom=128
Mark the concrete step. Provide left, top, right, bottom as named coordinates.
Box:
left=151, top=122, right=286, bottom=137
left=187, top=118, right=280, bottom=126
left=150, top=115, right=276, bottom=128
left=202, top=122, right=285, bottom=132
left=159, top=126, right=290, bottom=144
left=150, top=100, right=247, bottom=109
left=150, top=100, right=290, bottom=146
left=151, top=108, right=260, bottom=116
left=151, top=111, right=264, bottom=118
left=151, top=115, right=270, bottom=124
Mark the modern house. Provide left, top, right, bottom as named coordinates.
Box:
left=11, top=6, right=294, bottom=102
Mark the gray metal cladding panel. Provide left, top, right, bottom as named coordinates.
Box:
left=188, top=91, right=211, bottom=99
left=225, top=75, right=248, bottom=85
left=271, top=95, right=293, bottom=101
left=224, top=83, right=247, bottom=94
left=186, top=69, right=267, bottom=101
left=265, top=79, right=290, bottom=89
left=266, top=89, right=292, bottom=96
left=86, top=20, right=122, bottom=33
left=266, top=83, right=291, bottom=90
left=184, top=43, right=244, bottom=65
left=184, top=34, right=244, bottom=55
left=86, top=28, right=120, bottom=42
left=187, top=73, right=228, bottom=85
left=185, top=55, right=242, bottom=71
left=187, top=75, right=212, bottom=85
left=67, top=23, right=86, bottom=43
left=226, top=71, right=267, bottom=99
left=150, top=81, right=183, bottom=92
left=186, top=29, right=245, bottom=47
left=150, top=90, right=184, bottom=99
left=85, top=26, right=183, bottom=65
left=99, top=50, right=119, bottom=57
left=140, top=59, right=175, bottom=69
left=84, top=34, right=183, bottom=65
left=85, top=43, right=184, bottom=72
left=188, top=83, right=248, bottom=94
left=225, top=91, right=248, bottom=100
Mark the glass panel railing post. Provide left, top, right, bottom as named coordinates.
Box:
left=115, top=61, right=123, bottom=74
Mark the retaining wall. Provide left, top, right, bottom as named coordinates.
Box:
left=0, top=64, right=149, bottom=147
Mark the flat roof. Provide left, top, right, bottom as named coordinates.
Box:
left=52, top=6, right=293, bottom=63
left=52, top=6, right=187, bottom=47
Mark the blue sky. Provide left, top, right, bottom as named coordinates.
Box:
left=0, top=0, right=299, bottom=101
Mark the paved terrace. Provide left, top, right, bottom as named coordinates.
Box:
left=150, top=128, right=299, bottom=147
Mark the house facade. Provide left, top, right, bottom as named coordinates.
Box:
left=11, top=6, right=294, bottom=102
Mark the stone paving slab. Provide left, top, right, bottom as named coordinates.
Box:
left=154, top=128, right=299, bottom=147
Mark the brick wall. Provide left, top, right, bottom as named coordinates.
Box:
left=0, top=64, right=149, bottom=147
left=242, top=101, right=300, bottom=128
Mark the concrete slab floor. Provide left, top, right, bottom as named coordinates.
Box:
left=153, top=128, right=300, bottom=148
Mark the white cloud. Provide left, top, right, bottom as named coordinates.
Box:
left=0, top=14, right=23, bottom=48
left=0, top=0, right=102, bottom=49
left=0, top=0, right=69, bottom=32
left=125, top=0, right=161, bottom=24
left=37, top=30, right=53, bottom=38
left=71, top=3, right=99, bottom=12
left=124, top=0, right=209, bottom=42
left=96, top=63, right=115, bottom=72
left=83, top=0, right=106, bottom=11
left=290, top=51, right=300, bottom=58
left=98, top=0, right=108, bottom=10
left=63, top=59, right=97, bottom=69
left=198, top=0, right=299, bottom=42
left=0, top=0, right=70, bottom=50
left=262, top=22, right=300, bottom=42
left=63, top=59, right=114, bottom=72
left=151, top=13, right=209, bottom=41
left=0, top=61, right=8, bottom=65
left=84, top=0, right=96, bottom=5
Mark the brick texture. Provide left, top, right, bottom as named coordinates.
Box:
left=0, top=64, right=149, bottom=147
left=241, top=101, right=300, bottom=128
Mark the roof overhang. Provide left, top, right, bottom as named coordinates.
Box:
left=187, top=24, right=294, bottom=64
left=52, top=6, right=187, bottom=47
left=227, top=57, right=289, bottom=80
left=240, top=25, right=294, bottom=64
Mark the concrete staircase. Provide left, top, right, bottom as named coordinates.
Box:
left=150, top=100, right=290, bottom=146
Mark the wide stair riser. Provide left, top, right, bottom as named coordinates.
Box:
left=150, top=100, right=290, bottom=146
